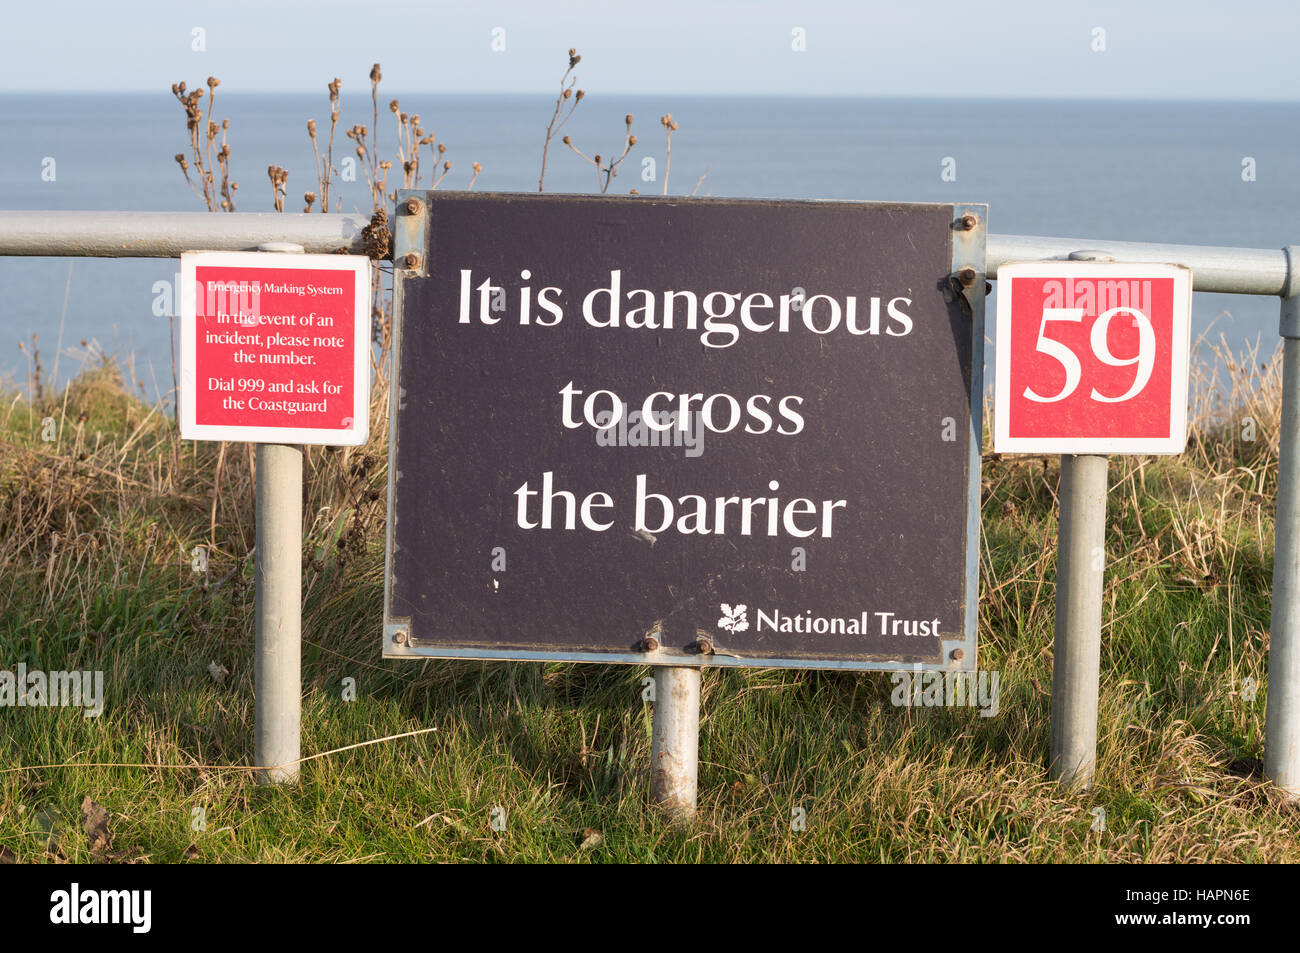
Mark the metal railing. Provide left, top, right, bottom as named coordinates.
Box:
left=0, top=211, right=371, bottom=258
left=1, top=209, right=1296, bottom=799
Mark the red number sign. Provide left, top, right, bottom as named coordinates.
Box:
left=994, top=261, right=1192, bottom=454
left=179, top=252, right=372, bottom=445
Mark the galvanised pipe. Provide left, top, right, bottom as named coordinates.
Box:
left=1049, top=454, right=1109, bottom=790
left=0, top=212, right=1290, bottom=296
left=0, top=210, right=369, bottom=258
left=987, top=234, right=1287, bottom=296
left=651, top=666, right=701, bottom=818
left=1265, top=249, right=1300, bottom=799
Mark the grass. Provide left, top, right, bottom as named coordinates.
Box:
left=0, top=328, right=1296, bottom=864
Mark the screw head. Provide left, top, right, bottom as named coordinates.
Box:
left=959, top=213, right=977, bottom=231
left=403, top=252, right=422, bottom=270
left=642, top=634, right=660, bottom=652
left=392, top=630, right=409, bottom=646
left=695, top=635, right=715, bottom=655
left=950, top=647, right=965, bottom=661
left=956, top=267, right=977, bottom=286
left=404, top=196, right=423, bottom=215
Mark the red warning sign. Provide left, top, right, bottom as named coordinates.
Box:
left=179, top=251, right=371, bottom=444
left=994, top=261, right=1192, bottom=455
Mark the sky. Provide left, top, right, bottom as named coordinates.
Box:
left=1, top=0, right=1298, bottom=99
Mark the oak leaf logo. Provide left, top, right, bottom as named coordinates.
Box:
left=717, top=603, right=748, bottom=634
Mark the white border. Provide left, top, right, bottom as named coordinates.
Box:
left=993, top=261, right=1192, bottom=455
left=179, top=251, right=371, bottom=445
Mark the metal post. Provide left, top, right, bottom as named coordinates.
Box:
left=254, top=442, right=303, bottom=784
left=651, top=666, right=700, bottom=818
left=253, top=241, right=305, bottom=784
left=1050, top=454, right=1108, bottom=788
left=1266, top=259, right=1300, bottom=799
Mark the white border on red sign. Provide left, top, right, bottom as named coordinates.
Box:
left=993, top=260, right=1193, bottom=456
left=179, top=251, right=372, bottom=446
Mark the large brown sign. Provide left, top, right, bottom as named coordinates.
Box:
left=384, top=192, right=985, bottom=671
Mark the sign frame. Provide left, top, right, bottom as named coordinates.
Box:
left=382, top=191, right=986, bottom=672
left=993, top=260, right=1193, bottom=456
left=178, top=250, right=372, bottom=446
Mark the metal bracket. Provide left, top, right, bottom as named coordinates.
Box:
left=947, top=203, right=987, bottom=672
left=385, top=620, right=412, bottom=656
left=394, top=191, right=429, bottom=278
left=1281, top=246, right=1300, bottom=339
left=381, top=193, right=428, bottom=660
left=1068, top=249, right=1116, bottom=263
left=257, top=241, right=305, bottom=255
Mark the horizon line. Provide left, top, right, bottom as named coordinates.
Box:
left=4, top=88, right=1300, bottom=104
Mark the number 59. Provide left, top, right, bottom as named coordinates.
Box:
left=1023, top=307, right=1155, bottom=404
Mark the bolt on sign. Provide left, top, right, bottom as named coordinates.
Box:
left=993, top=261, right=1193, bottom=455
left=178, top=251, right=372, bottom=445
left=384, top=192, right=986, bottom=670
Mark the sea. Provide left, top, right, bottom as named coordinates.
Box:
left=1, top=92, right=1297, bottom=404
